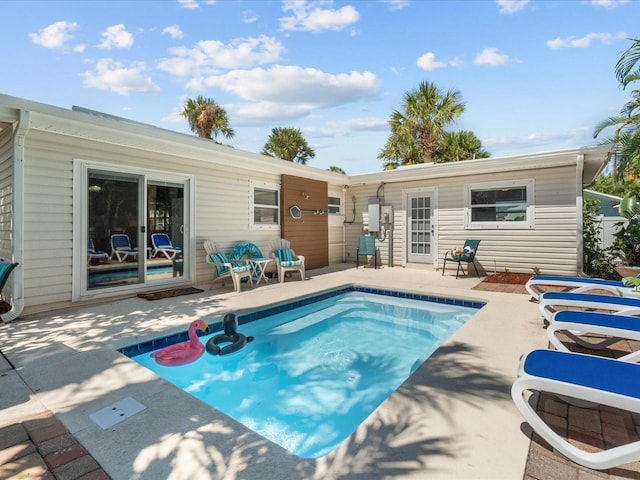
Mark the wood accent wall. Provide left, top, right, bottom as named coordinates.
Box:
left=281, top=174, right=328, bottom=270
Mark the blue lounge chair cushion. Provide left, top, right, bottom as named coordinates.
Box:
left=541, top=291, right=640, bottom=308
left=530, top=275, right=623, bottom=287
left=274, top=249, right=302, bottom=267
left=522, top=349, right=640, bottom=399
left=554, top=310, right=640, bottom=331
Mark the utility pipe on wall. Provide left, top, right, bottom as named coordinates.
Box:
left=3, top=110, right=28, bottom=322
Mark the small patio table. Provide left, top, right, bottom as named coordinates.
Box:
left=250, top=258, right=273, bottom=285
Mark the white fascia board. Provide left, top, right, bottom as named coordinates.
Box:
left=12, top=97, right=345, bottom=184
left=348, top=145, right=613, bottom=185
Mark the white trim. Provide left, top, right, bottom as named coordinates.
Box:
left=465, top=179, right=535, bottom=230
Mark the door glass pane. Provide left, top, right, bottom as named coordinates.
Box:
left=409, top=196, right=432, bottom=257
left=148, top=181, right=185, bottom=279
left=87, top=171, right=142, bottom=289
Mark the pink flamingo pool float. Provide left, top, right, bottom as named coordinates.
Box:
left=151, top=319, right=208, bottom=366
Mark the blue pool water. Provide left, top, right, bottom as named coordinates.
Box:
left=89, top=265, right=172, bottom=283
left=125, top=288, right=482, bottom=458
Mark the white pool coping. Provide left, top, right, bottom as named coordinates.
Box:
left=0, top=265, right=546, bottom=479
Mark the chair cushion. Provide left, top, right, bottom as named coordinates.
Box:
left=232, top=265, right=251, bottom=273
left=210, top=253, right=229, bottom=275
left=280, top=260, right=303, bottom=267
left=275, top=248, right=294, bottom=263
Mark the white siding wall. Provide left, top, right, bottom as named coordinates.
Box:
left=22, top=130, right=345, bottom=312
left=345, top=165, right=580, bottom=276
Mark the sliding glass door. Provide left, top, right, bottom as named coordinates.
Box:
left=84, top=165, right=188, bottom=293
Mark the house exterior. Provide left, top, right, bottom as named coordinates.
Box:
left=0, top=94, right=612, bottom=320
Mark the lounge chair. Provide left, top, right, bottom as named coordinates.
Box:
left=203, top=240, right=253, bottom=293
left=110, top=234, right=138, bottom=262
left=88, top=239, right=110, bottom=264
left=441, top=240, right=480, bottom=278
left=525, top=275, right=638, bottom=302
left=0, top=259, right=18, bottom=302
left=547, top=310, right=640, bottom=361
left=271, top=239, right=305, bottom=283
left=512, top=348, right=640, bottom=470
left=151, top=233, right=182, bottom=259
left=356, top=235, right=378, bottom=269
left=538, top=291, right=640, bottom=324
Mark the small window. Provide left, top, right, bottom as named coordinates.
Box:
left=465, top=180, right=534, bottom=229
left=251, top=181, right=280, bottom=229
left=328, top=196, right=341, bottom=214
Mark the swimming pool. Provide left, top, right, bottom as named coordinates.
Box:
left=123, top=287, right=483, bottom=458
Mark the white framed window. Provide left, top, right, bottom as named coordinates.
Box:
left=465, top=179, right=534, bottom=229
left=328, top=196, right=341, bottom=214
left=250, top=180, right=280, bottom=230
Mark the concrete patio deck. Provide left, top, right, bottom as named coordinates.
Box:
left=0, top=264, right=633, bottom=479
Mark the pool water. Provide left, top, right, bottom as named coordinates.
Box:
left=128, top=289, right=481, bottom=458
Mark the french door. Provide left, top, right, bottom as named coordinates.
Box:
left=406, top=190, right=436, bottom=264
left=82, top=164, right=189, bottom=295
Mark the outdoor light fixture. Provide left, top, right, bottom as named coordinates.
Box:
left=88, top=185, right=102, bottom=193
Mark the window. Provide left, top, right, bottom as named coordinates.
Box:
left=328, top=196, right=341, bottom=214
left=465, top=180, right=534, bottom=229
left=251, top=181, right=279, bottom=229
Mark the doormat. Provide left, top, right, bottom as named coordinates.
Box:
left=137, top=287, right=204, bottom=301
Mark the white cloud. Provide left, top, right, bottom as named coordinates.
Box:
left=242, top=9, right=259, bottom=23
left=163, top=25, right=184, bottom=40
left=416, top=52, right=448, bottom=71
left=158, top=35, right=284, bottom=75
left=496, top=0, right=529, bottom=14
left=483, top=127, right=592, bottom=152
left=546, top=31, right=627, bottom=49
left=29, top=21, right=78, bottom=49
left=474, top=47, right=510, bottom=66
left=279, top=0, right=359, bottom=33
left=192, top=65, right=381, bottom=124
left=178, top=0, right=200, bottom=9
left=196, top=65, right=381, bottom=105
left=98, top=24, right=134, bottom=49
left=591, top=0, right=629, bottom=8
left=382, top=0, right=409, bottom=10
left=82, top=59, right=160, bottom=95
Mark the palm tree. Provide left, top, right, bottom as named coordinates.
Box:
left=594, top=38, right=640, bottom=179
left=433, top=131, right=490, bottom=163
left=378, top=81, right=465, bottom=167
left=262, top=127, right=315, bottom=164
left=616, top=37, right=640, bottom=88
left=180, top=96, right=235, bottom=142
left=328, top=166, right=346, bottom=174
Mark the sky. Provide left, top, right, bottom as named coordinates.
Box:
left=1, top=0, right=638, bottom=175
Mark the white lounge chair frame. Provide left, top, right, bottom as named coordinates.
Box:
left=538, top=291, right=640, bottom=323
left=88, top=239, right=110, bottom=263
left=512, top=349, right=640, bottom=470
left=151, top=233, right=182, bottom=259
left=110, top=234, right=138, bottom=262
left=203, top=240, right=253, bottom=293
left=525, top=275, right=629, bottom=302
left=270, top=238, right=305, bottom=283
left=547, top=310, right=640, bottom=362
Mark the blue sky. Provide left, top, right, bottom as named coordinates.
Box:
left=1, top=0, right=637, bottom=174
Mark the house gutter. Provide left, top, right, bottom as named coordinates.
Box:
left=576, top=154, right=586, bottom=277
left=3, top=110, right=28, bottom=322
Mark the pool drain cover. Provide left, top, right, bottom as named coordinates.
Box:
left=89, top=396, right=146, bottom=429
